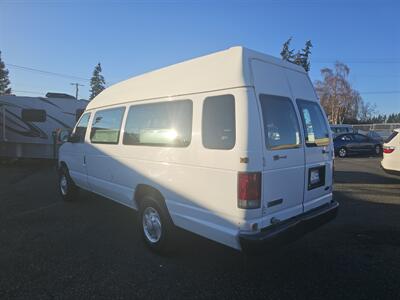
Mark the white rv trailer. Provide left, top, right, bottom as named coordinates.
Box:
left=0, top=94, right=88, bottom=159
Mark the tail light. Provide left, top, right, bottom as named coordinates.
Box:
left=383, top=146, right=395, bottom=154
left=238, top=172, right=261, bottom=209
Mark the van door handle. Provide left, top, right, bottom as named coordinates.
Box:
left=273, top=155, right=287, bottom=160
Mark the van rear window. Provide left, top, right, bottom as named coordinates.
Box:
left=259, top=94, right=301, bottom=150
left=297, top=100, right=330, bottom=147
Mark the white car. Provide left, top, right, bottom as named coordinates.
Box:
left=58, top=47, right=338, bottom=253
left=381, top=129, right=400, bottom=175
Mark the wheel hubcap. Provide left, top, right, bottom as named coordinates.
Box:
left=60, top=174, right=68, bottom=195
left=339, top=148, right=346, bottom=157
left=142, top=207, right=162, bottom=243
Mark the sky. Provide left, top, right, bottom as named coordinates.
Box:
left=0, top=0, right=399, bottom=115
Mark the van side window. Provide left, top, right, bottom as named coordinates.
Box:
left=21, top=109, right=46, bottom=122
left=259, top=94, right=301, bottom=150
left=90, top=107, right=125, bottom=144
left=74, top=113, right=91, bottom=143
left=123, top=100, right=192, bottom=147
left=297, top=99, right=330, bottom=147
left=202, top=94, right=235, bottom=150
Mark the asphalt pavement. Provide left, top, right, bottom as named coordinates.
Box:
left=0, top=157, right=399, bottom=299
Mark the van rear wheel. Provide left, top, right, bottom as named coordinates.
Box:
left=139, top=196, right=174, bottom=253
left=58, top=166, right=78, bottom=201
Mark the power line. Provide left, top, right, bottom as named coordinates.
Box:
left=6, top=63, right=90, bottom=82
left=12, top=90, right=44, bottom=95
left=359, top=90, right=400, bottom=95
left=313, top=60, right=400, bottom=64
left=70, top=83, right=84, bottom=99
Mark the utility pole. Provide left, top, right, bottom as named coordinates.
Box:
left=70, top=83, right=84, bottom=99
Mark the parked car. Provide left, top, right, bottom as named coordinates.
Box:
left=333, top=133, right=382, bottom=158
left=58, top=46, right=338, bottom=253
left=357, top=130, right=388, bottom=143
left=381, top=129, right=400, bottom=175
left=330, top=124, right=353, bottom=137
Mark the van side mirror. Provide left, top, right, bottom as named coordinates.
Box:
left=58, top=129, right=72, bottom=143
left=68, top=133, right=81, bottom=143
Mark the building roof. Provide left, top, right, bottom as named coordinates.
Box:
left=86, top=46, right=305, bottom=110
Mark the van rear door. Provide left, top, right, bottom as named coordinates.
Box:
left=251, top=60, right=305, bottom=226
left=285, top=69, right=333, bottom=212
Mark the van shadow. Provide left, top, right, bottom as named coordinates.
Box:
left=78, top=185, right=400, bottom=299
left=334, top=170, right=400, bottom=185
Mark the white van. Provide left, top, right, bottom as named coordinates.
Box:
left=58, top=47, right=338, bottom=252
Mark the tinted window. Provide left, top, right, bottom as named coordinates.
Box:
left=297, top=99, right=330, bottom=147
left=123, top=100, right=192, bottom=147
left=74, top=113, right=90, bottom=143
left=202, top=95, right=235, bottom=150
left=354, top=134, right=368, bottom=142
left=259, top=94, right=301, bottom=150
left=21, top=109, right=46, bottom=122
left=90, top=107, right=125, bottom=144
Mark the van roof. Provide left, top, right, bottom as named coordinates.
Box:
left=86, top=46, right=306, bottom=110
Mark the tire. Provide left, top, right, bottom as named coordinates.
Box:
left=338, top=147, right=347, bottom=158
left=58, top=165, right=79, bottom=201
left=374, top=145, right=382, bottom=156
left=139, top=196, right=174, bottom=253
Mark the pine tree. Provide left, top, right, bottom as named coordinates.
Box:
left=0, top=51, right=12, bottom=95
left=89, top=63, right=106, bottom=100
left=299, top=40, right=313, bottom=72
left=280, top=37, right=294, bottom=62
left=280, top=38, right=313, bottom=72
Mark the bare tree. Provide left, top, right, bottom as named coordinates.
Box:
left=315, top=62, right=367, bottom=124
left=358, top=101, right=377, bottom=123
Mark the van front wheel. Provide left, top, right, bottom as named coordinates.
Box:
left=139, top=196, right=174, bottom=253
left=58, top=166, right=78, bottom=201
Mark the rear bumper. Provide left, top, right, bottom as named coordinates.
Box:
left=381, top=164, right=400, bottom=176
left=239, top=200, right=339, bottom=252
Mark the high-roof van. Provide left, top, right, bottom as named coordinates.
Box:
left=58, top=47, right=338, bottom=252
